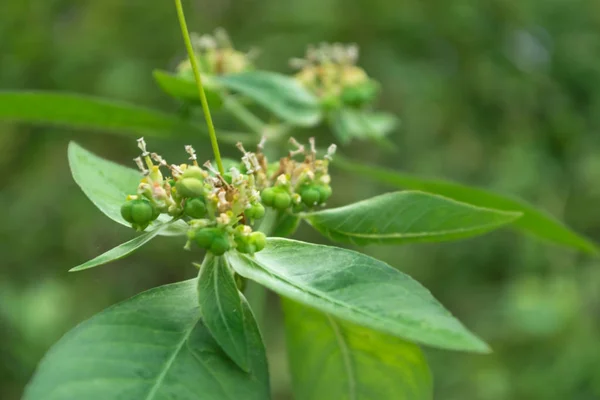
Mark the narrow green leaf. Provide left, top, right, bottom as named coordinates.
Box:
left=304, top=191, right=521, bottom=245
left=227, top=238, right=490, bottom=353
left=334, top=157, right=598, bottom=254
left=212, top=71, right=322, bottom=127
left=68, top=141, right=188, bottom=236
left=197, top=254, right=249, bottom=372
left=24, top=279, right=270, bottom=400
left=0, top=91, right=196, bottom=138
left=330, top=108, right=399, bottom=144
left=153, top=70, right=222, bottom=107
left=283, top=299, right=433, bottom=400
left=69, top=223, right=169, bottom=272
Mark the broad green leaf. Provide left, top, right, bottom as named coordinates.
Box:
left=68, top=141, right=187, bottom=236
left=334, top=157, right=598, bottom=254
left=304, top=191, right=521, bottom=245
left=24, top=279, right=270, bottom=400
left=330, top=108, right=399, bottom=144
left=153, top=70, right=222, bottom=107
left=0, top=91, right=196, bottom=138
left=212, top=71, right=322, bottom=127
left=197, top=254, right=249, bottom=371
left=283, top=299, right=432, bottom=400
left=227, top=238, right=490, bottom=353
left=69, top=223, right=170, bottom=272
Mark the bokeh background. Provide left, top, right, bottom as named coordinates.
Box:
left=2, top=0, right=600, bottom=399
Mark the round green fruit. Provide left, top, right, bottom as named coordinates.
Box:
left=194, top=228, right=219, bottom=249
left=316, top=185, right=332, bottom=203
left=301, top=187, right=320, bottom=207
left=181, top=166, right=205, bottom=180
left=210, top=235, right=231, bottom=255
left=260, top=187, right=276, bottom=206
left=176, top=177, right=205, bottom=198
left=246, top=203, right=265, bottom=220
left=184, top=197, right=207, bottom=218
left=250, top=232, right=267, bottom=252
left=273, top=192, right=292, bottom=210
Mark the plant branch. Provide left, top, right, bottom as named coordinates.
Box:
left=174, top=0, right=224, bottom=174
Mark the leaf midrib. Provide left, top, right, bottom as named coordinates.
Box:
left=232, top=253, right=484, bottom=352
left=143, top=323, right=197, bottom=400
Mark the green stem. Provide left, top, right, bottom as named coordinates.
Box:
left=174, top=0, right=224, bottom=175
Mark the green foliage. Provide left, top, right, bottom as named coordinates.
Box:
left=69, top=223, right=170, bottom=272
left=212, top=71, right=322, bottom=127
left=0, top=91, right=195, bottom=138
left=330, top=108, right=398, bottom=144
left=197, top=255, right=250, bottom=371
left=304, top=191, right=522, bottom=245
left=227, top=238, right=490, bottom=352
left=24, top=280, right=270, bottom=400
left=334, top=157, right=598, bottom=253
left=283, top=299, right=433, bottom=400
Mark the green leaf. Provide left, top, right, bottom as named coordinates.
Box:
left=334, top=157, right=598, bottom=254
left=304, top=191, right=521, bottom=245
left=272, top=212, right=301, bottom=238
left=330, top=108, right=399, bottom=144
left=69, top=223, right=170, bottom=272
left=283, top=299, right=433, bottom=400
left=197, top=254, right=249, bottom=372
left=0, top=91, right=197, bottom=138
left=227, top=238, right=490, bottom=353
left=24, top=279, right=270, bottom=400
left=212, top=71, right=322, bottom=127
left=153, top=70, right=222, bottom=107
left=68, top=141, right=187, bottom=236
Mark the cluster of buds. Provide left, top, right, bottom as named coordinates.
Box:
left=290, top=43, right=379, bottom=109
left=121, top=138, right=266, bottom=255
left=176, top=28, right=256, bottom=76
left=121, top=137, right=336, bottom=256
left=238, top=137, right=337, bottom=213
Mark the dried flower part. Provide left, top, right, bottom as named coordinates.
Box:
left=176, top=28, right=254, bottom=76
left=291, top=43, right=379, bottom=108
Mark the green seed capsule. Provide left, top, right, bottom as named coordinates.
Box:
left=184, top=197, right=207, bottom=218
left=210, top=235, right=231, bottom=256
left=261, top=187, right=276, bottom=206
left=195, top=228, right=218, bottom=249
left=246, top=203, right=265, bottom=220
left=316, top=185, right=332, bottom=203
left=176, top=177, right=205, bottom=198
left=235, top=236, right=255, bottom=254
left=250, top=232, right=267, bottom=252
left=301, top=187, right=320, bottom=207
left=182, top=166, right=205, bottom=180
left=273, top=192, right=292, bottom=210
left=121, top=199, right=158, bottom=231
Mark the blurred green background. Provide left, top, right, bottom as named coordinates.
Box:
left=2, top=0, right=600, bottom=399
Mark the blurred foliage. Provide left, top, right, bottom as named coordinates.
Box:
left=1, top=0, right=600, bottom=399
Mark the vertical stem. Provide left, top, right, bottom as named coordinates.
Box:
left=173, top=0, right=225, bottom=175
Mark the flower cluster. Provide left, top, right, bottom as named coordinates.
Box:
left=176, top=28, right=255, bottom=76
left=121, top=137, right=335, bottom=256
left=290, top=43, right=380, bottom=109
left=239, top=137, right=337, bottom=212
